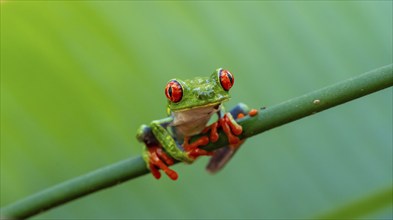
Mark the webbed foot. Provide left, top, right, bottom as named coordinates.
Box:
left=206, top=103, right=259, bottom=173
left=206, top=112, right=243, bottom=145
left=144, top=145, right=178, bottom=180
left=206, top=106, right=259, bottom=146
left=182, top=136, right=212, bottom=160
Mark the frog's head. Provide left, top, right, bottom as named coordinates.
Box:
left=165, top=68, right=235, bottom=112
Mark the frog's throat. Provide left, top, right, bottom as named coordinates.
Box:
left=172, top=99, right=229, bottom=112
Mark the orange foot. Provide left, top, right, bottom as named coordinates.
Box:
left=147, top=145, right=178, bottom=180
left=249, top=108, right=258, bottom=117
left=235, top=108, right=258, bottom=119
left=205, top=113, right=243, bottom=145
left=183, top=136, right=212, bottom=160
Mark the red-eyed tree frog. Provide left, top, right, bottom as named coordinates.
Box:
left=136, top=68, right=257, bottom=180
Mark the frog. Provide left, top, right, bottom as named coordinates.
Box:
left=136, top=68, right=257, bottom=180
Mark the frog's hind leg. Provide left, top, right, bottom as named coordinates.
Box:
left=206, top=103, right=251, bottom=173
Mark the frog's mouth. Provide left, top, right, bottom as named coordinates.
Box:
left=172, top=98, right=229, bottom=112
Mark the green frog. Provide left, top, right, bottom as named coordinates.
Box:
left=136, top=68, right=257, bottom=180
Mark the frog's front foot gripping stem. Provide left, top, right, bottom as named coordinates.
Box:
left=206, top=107, right=259, bottom=148
left=183, top=136, right=212, bottom=159
left=143, top=136, right=211, bottom=180
left=138, top=124, right=180, bottom=180
left=139, top=121, right=213, bottom=180
left=206, top=113, right=243, bottom=146
left=144, top=145, right=179, bottom=180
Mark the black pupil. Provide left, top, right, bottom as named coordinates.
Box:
left=227, top=73, right=233, bottom=85
left=168, top=86, right=173, bottom=97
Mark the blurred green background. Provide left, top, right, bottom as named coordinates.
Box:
left=1, top=1, right=392, bottom=219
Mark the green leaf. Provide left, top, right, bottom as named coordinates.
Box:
left=1, top=1, right=392, bottom=219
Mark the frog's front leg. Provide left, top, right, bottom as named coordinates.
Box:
left=137, top=123, right=179, bottom=180
left=206, top=103, right=256, bottom=145
left=151, top=119, right=211, bottom=161
left=206, top=103, right=258, bottom=173
left=150, top=119, right=193, bottom=163
left=149, top=118, right=212, bottom=180
left=139, top=118, right=212, bottom=180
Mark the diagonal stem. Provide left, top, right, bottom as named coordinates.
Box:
left=1, top=64, right=392, bottom=219
left=200, top=63, right=393, bottom=151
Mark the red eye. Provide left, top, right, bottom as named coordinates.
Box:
left=165, top=80, right=183, bottom=103
left=219, top=69, right=234, bottom=91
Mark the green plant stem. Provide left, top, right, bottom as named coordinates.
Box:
left=1, top=64, right=392, bottom=219
left=200, top=63, right=393, bottom=151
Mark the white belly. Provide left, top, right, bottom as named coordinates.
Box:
left=172, top=105, right=220, bottom=137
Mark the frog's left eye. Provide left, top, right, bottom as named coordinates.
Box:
left=219, top=69, right=234, bottom=91
left=165, top=80, right=183, bottom=103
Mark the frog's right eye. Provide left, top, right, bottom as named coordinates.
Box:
left=165, top=80, right=183, bottom=103
left=219, top=69, right=234, bottom=91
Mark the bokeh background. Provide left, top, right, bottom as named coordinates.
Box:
left=1, top=1, right=392, bottom=219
